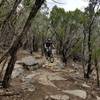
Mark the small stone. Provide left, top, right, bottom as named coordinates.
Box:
left=28, top=86, right=35, bottom=92
left=50, top=94, right=69, bottom=100
left=48, top=75, right=66, bottom=81
left=22, top=83, right=35, bottom=92
left=82, top=83, right=90, bottom=88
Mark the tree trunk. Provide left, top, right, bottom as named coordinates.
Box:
left=85, top=0, right=97, bottom=79
left=82, top=29, right=87, bottom=78
left=0, top=0, right=22, bottom=32
left=86, top=27, right=92, bottom=78
left=2, top=47, right=17, bottom=88
left=94, top=53, right=99, bottom=87
left=0, top=0, right=22, bottom=49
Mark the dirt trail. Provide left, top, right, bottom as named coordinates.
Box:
left=0, top=50, right=100, bottom=100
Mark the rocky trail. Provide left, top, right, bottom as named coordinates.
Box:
left=0, top=50, right=100, bottom=100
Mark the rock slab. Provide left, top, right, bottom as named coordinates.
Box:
left=62, top=90, right=87, bottom=99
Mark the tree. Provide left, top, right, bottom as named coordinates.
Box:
left=0, top=0, right=8, bottom=7
left=50, top=6, right=84, bottom=63
left=83, top=0, right=100, bottom=78
left=0, top=0, right=22, bottom=50
left=0, top=0, right=45, bottom=88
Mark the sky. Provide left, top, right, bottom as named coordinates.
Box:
left=47, top=0, right=89, bottom=11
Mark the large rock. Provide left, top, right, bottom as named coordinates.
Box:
left=17, top=56, right=39, bottom=70
left=12, top=64, right=24, bottom=79
left=62, top=90, right=87, bottom=99
left=45, top=94, right=69, bottom=100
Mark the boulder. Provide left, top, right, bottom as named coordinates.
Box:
left=17, top=56, right=39, bottom=70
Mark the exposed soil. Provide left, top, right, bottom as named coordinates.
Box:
left=0, top=50, right=100, bottom=100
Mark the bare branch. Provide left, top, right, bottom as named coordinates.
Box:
left=51, top=0, right=65, bottom=5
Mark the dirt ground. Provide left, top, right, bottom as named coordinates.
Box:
left=0, top=50, right=100, bottom=100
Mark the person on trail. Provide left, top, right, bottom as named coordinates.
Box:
left=44, top=38, right=53, bottom=58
